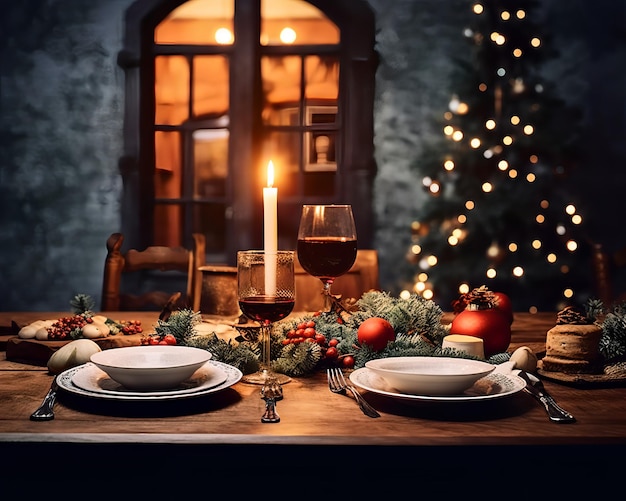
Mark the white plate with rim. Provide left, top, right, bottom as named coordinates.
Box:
left=58, top=360, right=242, bottom=401
left=349, top=367, right=525, bottom=402
left=71, top=361, right=228, bottom=397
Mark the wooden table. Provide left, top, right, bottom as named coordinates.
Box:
left=1, top=311, right=625, bottom=486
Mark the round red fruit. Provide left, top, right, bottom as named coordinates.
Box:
left=357, top=317, right=396, bottom=351
left=325, top=347, right=338, bottom=359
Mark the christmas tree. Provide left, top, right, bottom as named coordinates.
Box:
left=406, top=0, right=587, bottom=312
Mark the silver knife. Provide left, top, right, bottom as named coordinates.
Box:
left=30, top=376, right=59, bottom=421
left=518, top=370, right=575, bottom=423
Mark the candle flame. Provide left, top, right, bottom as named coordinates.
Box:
left=267, top=160, right=275, bottom=188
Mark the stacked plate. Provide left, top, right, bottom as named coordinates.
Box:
left=57, top=359, right=242, bottom=401
left=350, top=356, right=525, bottom=402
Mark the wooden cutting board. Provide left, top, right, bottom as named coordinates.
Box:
left=5, top=334, right=145, bottom=366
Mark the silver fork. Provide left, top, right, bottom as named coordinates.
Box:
left=327, top=367, right=380, bottom=418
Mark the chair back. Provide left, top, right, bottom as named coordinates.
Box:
left=101, top=233, right=205, bottom=312
left=294, top=249, right=380, bottom=312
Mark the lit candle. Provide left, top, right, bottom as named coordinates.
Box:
left=263, top=160, right=278, bottom=296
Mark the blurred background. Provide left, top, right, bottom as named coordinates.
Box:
left=1, top=0, right=624, bottom=312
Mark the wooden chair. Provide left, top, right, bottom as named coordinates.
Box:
left=101, top=233, right=206, bottom=312
left=294, top=249, right=380, bottom=312
left=591, top=242, right=626, bottom=306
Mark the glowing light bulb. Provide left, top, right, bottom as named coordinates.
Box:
left=280, top=27, right=296, bottom=44
left=215, top=27, right=234, bottom=45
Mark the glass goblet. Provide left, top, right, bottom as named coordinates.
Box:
left=297, top=205, right=357, bottom=311
left=237, top=250, right=295, bottom=385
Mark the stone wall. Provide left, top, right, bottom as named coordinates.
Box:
left=1, top=0, right=624, bottom=311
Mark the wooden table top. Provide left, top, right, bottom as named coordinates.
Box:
left=1, top=310, right=625, bottom=482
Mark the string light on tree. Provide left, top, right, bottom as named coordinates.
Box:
left=404, top=0, right=586, bottom=311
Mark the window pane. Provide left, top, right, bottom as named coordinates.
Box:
left=156, top=0, right=234, bottom=45
left=155, top=131, right=182, bottom=196
left=155, top=56, right=190, bottom=125
left=193, top=56, right=229, bottom=117
left=261, top=0, right=338, bottom=45
left=305, top=55, right=339, bottom=101
left=154, top=204, right=183, bottom=247
left=193, top=129, right=229, bottom=198
left=193, top=204, right=227, bottom=255
left=303, top=171, right=335, bottom=197
left=262, top=56, right=302, bottom=119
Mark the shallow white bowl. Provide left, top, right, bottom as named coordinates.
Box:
left=364, top=356, right=495, bottom=395
left=90, top=345, right=212, bottom=391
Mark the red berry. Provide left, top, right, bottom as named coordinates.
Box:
left=325, top=347, right=338, bottom=359
left=162, top=334, right=177, bottom=345
left=342, top=355, right=355, bottom=368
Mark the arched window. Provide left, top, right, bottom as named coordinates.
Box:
left=118, top=0, right=377, bottom=265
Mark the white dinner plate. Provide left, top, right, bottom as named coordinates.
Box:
left=349, top=367, right=525, bottom=402
left=71, top=361, right=228, bottom=397
left=58, top=360, right=242, bottom=401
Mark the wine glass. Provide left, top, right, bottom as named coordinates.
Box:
left=237, top=250, right=295, bottom=385
left=297, top=205, right=357, bottom=311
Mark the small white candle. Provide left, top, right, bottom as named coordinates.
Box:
left=263, top=160, right=278, bottom=296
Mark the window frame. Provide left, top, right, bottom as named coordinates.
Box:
left=118, top=0, right=377, bottom=263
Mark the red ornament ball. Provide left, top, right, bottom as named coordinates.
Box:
left=357, top=317, right=396, bottom=351
left=493, top=291, right=514, bottom=324
left=449, top=308, right=511, bottom=357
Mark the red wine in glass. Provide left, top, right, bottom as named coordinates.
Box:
left=297, top=205, right=358, bottom=311
left=239, top=296, right=295, bottom=324
left=237, top=250, right=295, bottom=385
left=297, top=237, right=357, bottom=282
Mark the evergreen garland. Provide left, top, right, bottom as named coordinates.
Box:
left=597, top=302, right=626, bottom=363
left=154, top=308, right=201, bottom=344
